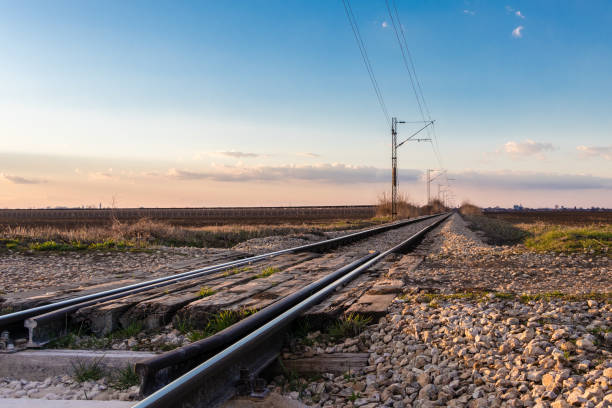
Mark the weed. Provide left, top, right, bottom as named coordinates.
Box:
left=114, top=322, right=143, bottom=339
left=222, top=266, right=250, bottom=277
left=29, top=240, right=72, bottom=251
left=72, top=356, right=106, bottom=382
left=494, top=292, right=515, bottom=300
left=186, top=309, right=258, bottom=342
left=49, top=332, right=80, bottom=349
left=0, top=306, right=14, bottom=316
left=348, top=391, right=361, bottom=402
left=174, top=317, right=193, bottom=334
left=254, top=266, right=280, bottom=279
left=159, top=343, right=178, bottom=351
left=198, top=286, right=217, bottom=298
left=109, top=365, right=139, bottom=390
left=519, top=291, right=565, bottom=303
left=290, top=319, right=315, bottom=346
left=186, top=330, right=207, bottom=342
left=418, top=292, right=488, bottom=303
left=328, top=313, right=372, bottom=340
left=563, top=351, right=571, bottom=360
left=588, top=327, right=612, bottom=335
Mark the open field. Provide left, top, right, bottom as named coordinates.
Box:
left=0, top=206, right=377, bottom=227
left=484, top=210, right=612, bottom=226
left=0, top=217, right=388, bottom=251
left=458, top=210, right=612, bottom=256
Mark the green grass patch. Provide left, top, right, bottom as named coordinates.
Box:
left=524, top=225, right=611, bottom=255
left=186, top=308, right=258, bottom=342
left=254, top=266, right=280, bottom=279
left=26, top=239, right=140, bottom=252
left=328, top=313, right=372, bottom=340
left=109, top=365, right=139, bottom=390
left=222, top=266, right=251, bottom=277
left=174, top=317, right=193, bottom=334
left=198, top=286, right=217, bottom=298
left=348, top=391, right=361, bottom=402
left=415, top=291, right=490, bottom=303
left=113, top=322, right=143, bottom=339
left=72, top=356, right=106, bottom=382
left=494, top=292, right=515, bottom=299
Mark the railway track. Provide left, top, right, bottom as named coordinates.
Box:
left=0, top=212, right=451, bottom=407
left=132, top=212, right=451, bottom=407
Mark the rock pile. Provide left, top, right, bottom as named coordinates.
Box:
left=280, top=295, right=611, bottom=407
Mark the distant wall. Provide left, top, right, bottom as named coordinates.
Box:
left=0, top=206, right=378, bottom=226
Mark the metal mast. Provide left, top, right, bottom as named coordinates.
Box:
left=391, top=117, right=398, bottom=219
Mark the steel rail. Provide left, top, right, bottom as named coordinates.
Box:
left=135, top=251, right=381, bottom=395
left=132, top=212, right=451, bottom=408
left=0, top=214, right=440, bottom=328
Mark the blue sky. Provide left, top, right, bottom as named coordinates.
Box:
left=0, top=1, right=611, bottom=208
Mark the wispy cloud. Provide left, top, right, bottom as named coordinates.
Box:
left=452, top=170, right=612, bottom=191
left=0, top=173, right=47, bottom=184
left=505, top=5, right=514, bottom=13
left=515, top=10, right=525, bottom=19
left=381, top=21, right=388, bottom=28
left=501, top=139, right=556, bottom=159
left=577, top=145, right=612, bottom=161
left=296, top=152, right=320, bottom=158
left=88, top=171, right=115, bottom=181
left=512, top=25, right=524, bottom=38
left=218, top=151, right=260, bottom=159
left=167, top=163, right=420, bottom=184
left=463, top=9, right=475, bottom=16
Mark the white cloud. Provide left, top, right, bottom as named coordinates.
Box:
left=501, top=140, right=556, bottom=158
left=505, top=5, right=515, bottom=12
left=512, top=25, right=524, bottom=38
left=381, top=21, right=388, bottom=28
left=166, top=163, right=420, bottom=184
left=296, top=152, right=320, bottom=158
left=515, top=10, right=525, bottom=19
left=452, top=170, right=612, bottom=191
left=463, top=9, right=475, bottom=16
left=577, top=145, right=612, bottom=161
left=218, top=151, right=260, bottom=159
left=88, top=171, right=115, bottom=181
left=0, top=173, right=47, bottom=184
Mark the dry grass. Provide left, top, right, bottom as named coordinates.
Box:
left=0, top=217, right=385, bottom=250
left=459, top=201, right=482, bottom=216
left=376, top=192, right=447, bottom=218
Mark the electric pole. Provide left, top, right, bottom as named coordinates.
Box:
left=426, top=169, right=430, bottom=206
left=391, top=118, right=434, bottom=220
left=391, top=118, right=399, bottom=219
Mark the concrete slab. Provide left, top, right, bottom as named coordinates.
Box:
left=222, top=393, right=307, bottom=408
left=0, top=350, right=157, bottom=381
left=0, top=399, right=134, bottom=407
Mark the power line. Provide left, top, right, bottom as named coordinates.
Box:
left=341, top=0, right=391, bottom=126
left=385, top=0, right=448, bottom=186
left=384, top=0, right=427, bottom=123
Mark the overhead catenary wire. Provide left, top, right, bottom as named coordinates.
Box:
left=385, top=0, right=450, bottom=189
left=341, top=0, right=391, bottom=126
